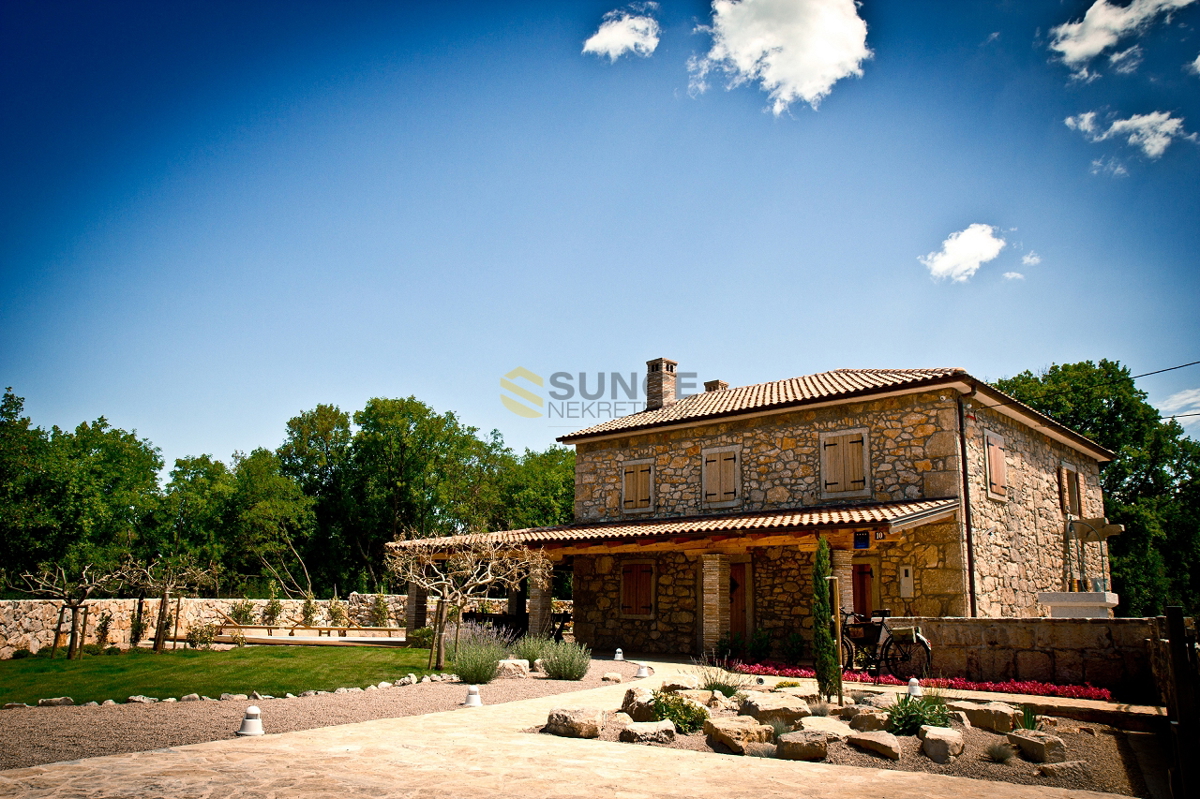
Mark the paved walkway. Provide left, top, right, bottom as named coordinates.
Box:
left=0, top=663, right=1127, bottom=799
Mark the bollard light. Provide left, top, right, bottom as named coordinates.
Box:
left=908, top=678, right=923, bottom=697
left=613, top=648, right=624, bottom=661
left=634, top=663, right=650, bottom=679
left=237, top=705, right=264, bottom=736
left=463, top=685, right=482, bottom=707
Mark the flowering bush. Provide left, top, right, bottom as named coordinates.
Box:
left=733, top=662, right=1112, bottom=701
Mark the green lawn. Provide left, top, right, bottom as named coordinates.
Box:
left=0, top=645, right=437, bottom=705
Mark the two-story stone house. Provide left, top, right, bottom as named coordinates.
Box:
left=396, top=359, right=1115, bottom=656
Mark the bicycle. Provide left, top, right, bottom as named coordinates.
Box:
left=839, top=608, right=932, bottom=681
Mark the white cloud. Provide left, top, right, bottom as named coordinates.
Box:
left=1003, top=272, right=1025, bottom=280
left=688, top=0, right=872, bottom=115
left=1108, top=44, right=1144, bottom=74
left=1049, top=0, right=1196, bottom=79
left=1160, top=388, right=1200, bottom=430
left=1022, top=252, right=1042, bottom=266
left=982, top=32, right=1000, bottom=46
left=920, top=224, right=1007, bottom=283
left=583, top=5, right=661, bottom=62
left=1066, top=110, right=1194, bottom=158
left=1189, top=53, right=1200, bottom=74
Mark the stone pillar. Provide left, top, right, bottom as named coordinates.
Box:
left=528, top=573, right=553, bottom=636
left=506, top=586, right=527, bottom=616
left=831, top=549, right=854, bottom=617
left=405, top=582, right=427, bottom=632
left=700, top=554, right=730, bottom=652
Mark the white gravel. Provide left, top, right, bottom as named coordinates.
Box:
left=0, top=659, right=642, bottom=771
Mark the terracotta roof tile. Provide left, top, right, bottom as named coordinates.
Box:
left=388, top=498, right=959, bottom=549
left=557, top=368, right=967, bottom=442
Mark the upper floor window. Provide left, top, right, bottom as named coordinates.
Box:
left=1061, top=464, right=1081, bottom=516
left=702, top=446, right=741, bottom=508
left=621, top=458, right=654, bottom=513
left=820, top=429, right=870, bottom=498
left=985, top=431, right=1008, bottom=501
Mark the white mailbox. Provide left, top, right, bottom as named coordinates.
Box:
left=900, top=566, right=914, bottom=599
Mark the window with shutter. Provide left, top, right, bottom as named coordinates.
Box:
left=985, top=431, right=1008, bottom=501
left=1062, top=466, right=1081, bottom=516
left=701, top=446, right=741, bottom=507
left=820, top=429, right=871, bottom=498
left=620, top=563, right=654, bottom=617
left=621, top=459, right=654, bottom=513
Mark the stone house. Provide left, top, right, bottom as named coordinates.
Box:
left=394, top=360, right=1115, bottom=656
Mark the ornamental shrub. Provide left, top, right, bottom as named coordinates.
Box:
left=11, top=648, right=32, bottom=659
left=328, top=595, right=348, bottom=627
left=262, top=582, right=283, bottom=626
left=886, top=693, right=950, bottom=736
left=186, top=623, right=218, bottom=650
left=510, top=633, right=553, bottom=664
left=95, top=612, right=113, bottom=649
left=229, top=598, right=255, bottom=626
left=747, top=628, right=772, bottom=663
left=691, top=652, right=752, bottom=696
left=651, top=690, right=709, bottom=734
left=454, top=640, right=505, bottom=684
left=370, top=593, right=391, bottom=627
left=539, top=639, right=591, bottom=680
left=780, top=632, right=806, bottom=665
left=811, top=537, right=841, bottom=700
left=408, top=626, right=435, bottom=648
left=301, top=595, right=318, bottom=627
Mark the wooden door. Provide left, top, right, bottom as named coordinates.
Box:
left=852, top=564, right=874, bottom=617
left=730, top=563, right=747, bottom=638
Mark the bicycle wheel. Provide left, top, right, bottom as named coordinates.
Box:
left=841, top=637, right=856, bottom=671
left=881, top=637, right=931, bottom=680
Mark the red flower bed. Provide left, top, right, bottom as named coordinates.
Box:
left=733, top=662, right=1113, bottom=701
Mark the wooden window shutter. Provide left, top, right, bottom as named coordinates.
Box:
left=1058, top=465, right=1069, bottom=513
left=636, top=465, right=652, bottom=509
left=823, top=436, right=843, bottom=491
left=703, top=454, right=719, bottom=501
left=986, top=433, right=1007, bottom=498
left=720, top=452, right=738, bottom=499
left=637, top=565, right=652, bottom=613
left=623, top=466, right=637, bottom=509
left=620, top=564, right=637, bottom=612
left=1066, top=470, right=1081, bottom=516
left=845, top=434, right=866, bottom=489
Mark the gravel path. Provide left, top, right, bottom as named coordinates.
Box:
left=0, top=659, right=641, bottom=771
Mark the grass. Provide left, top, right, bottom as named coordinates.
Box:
left=0, top=645, right=437, bottom=705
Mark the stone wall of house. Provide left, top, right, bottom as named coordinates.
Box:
left=964, top=401, right=1109, bottom=618
left=0, top=594, right=407, bottom=659
left=574, top=389, right=963, bottom=522
left=892, top=616, right=1155, bottom=695
left=872, top=521, right=970, bottom=618
left=571, top=553, right=698, bottom=654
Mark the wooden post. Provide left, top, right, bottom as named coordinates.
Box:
left=78, top=606, right=91, bottom=659
left=1166, top=606, right=1197, bottom=799
left=49, top=605, right=67, bottom=659
left=173, top=595, right=183, bottom=649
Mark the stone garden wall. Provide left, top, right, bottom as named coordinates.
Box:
left=0, top=595, right=409, bottom=659
left=892, top=616, right=1155, bottom=693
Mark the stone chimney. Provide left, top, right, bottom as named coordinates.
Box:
left=645, top=357, right=678, bottom=411
left=704, top=379, right=729, bottom=392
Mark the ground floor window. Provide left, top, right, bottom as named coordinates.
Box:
left=620, top=562, right=654, bottom=618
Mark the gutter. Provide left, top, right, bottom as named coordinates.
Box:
left=957, top=393, right=979, bottom=618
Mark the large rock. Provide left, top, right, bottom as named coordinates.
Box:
left=848, top=730, right=902, bottom=760
left=919, top=725, right=964, bottom=764
left=946, top=701, right=1022, bottom=733
left=739, top=693, right=811, bottom=727
left=1007, top=730, right=1067, bottom=764
left=37, top=697, right=74, bottom=707
left=496, top=659, right=530, bottom=679
left=676, top=690, right=715, bottom=706
left=180, top=693, right=201, bottom=702
left=799, top=716, right=854, bottom=741
left=861, top=693, right=897, bottom=709
left=849, top=710, right=889, bottom=732
left=620, top=720, right=676, bottom=744
left=621, top=687, right=656, bottom=722
left=703, top=716, right=775, bottom=754
left=776, top=730, right=829, bottom=761
left=544, top=707, right=604, bottom=739
left=1039, top=760, right=1092, bottom=780
left=743, top=742, right=778, bottom=758
left=125, top=695, right=158, bottom=704
left=660, top=675, right=699, bottom=692
left=601, top=672, right=623, bottom=683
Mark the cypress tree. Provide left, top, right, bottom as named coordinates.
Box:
left=812, top=537, right=841, bottom=700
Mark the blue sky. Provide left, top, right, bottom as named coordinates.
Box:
left=2, top=0, right=1198, bottom=470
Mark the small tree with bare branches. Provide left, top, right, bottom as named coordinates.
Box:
left=16, top=564, right=122, bottom=659
left=119, top=556, right=216, bottom=652
left=386, top=533, right=550, bottom=669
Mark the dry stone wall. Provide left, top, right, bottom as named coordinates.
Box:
left=0, top=594, right=406, bottom=659
left=893, top=616, right=1155, bottom=695
left=575, top=390, right=963, bottom=521
left=964, top=402, right=1108, bottom=618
